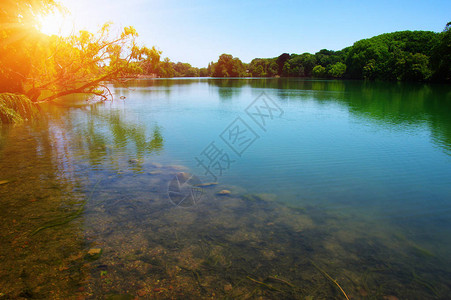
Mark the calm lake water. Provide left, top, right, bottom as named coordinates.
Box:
left=1, top=78, right=451, bottom=299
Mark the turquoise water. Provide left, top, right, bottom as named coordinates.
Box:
left=1, top=78, right=451, bottom=299
left=116, top=79, right=451, bottom=217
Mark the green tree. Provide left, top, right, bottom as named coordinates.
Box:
left=249, top=58, right=278, bottom=77
left=282, top=53, right=316, bottom=77
left=138, top=46, right=161, bottom=75
left=363, top=59, right=377, bottom=80
left=345, top=30, right=439, bottom=81
left=157, top=57, right=175, bottom=77
left=173, top=62, right=192, bottom=76
left=282, top=62, right=293, bottom=76
left=400, top=53, right=431, bottom=81
left=276, top=53, right=291, bottom=75
left=268, top=61, right=278, bottom=76
left=185, top=67, right=199, bottom=77
left=199, top=67, right=209, bottom=77
left=254, top=65, right=265, bottom=77
left=431, top=22, right=451, bottom=82
left=312, top=65, right=327, bottom=78
left=207, top=62, right=215, bottom=76
left=212, top=54, right=246, bottom=77
left=328, top=62, right=347, bottom=78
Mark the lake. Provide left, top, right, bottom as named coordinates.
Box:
left=1, top=78, right=451, bottom=299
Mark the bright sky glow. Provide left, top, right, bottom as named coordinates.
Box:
left=38, top=0, right=451, bottom=67
left=38, top=11, right=73, bottom=37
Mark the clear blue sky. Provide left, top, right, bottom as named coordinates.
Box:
left=58, top=0, right=451, bottom=67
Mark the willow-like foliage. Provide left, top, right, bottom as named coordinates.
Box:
left=0, top=93, right=40, bottom=123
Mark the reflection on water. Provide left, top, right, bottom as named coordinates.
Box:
left=71, top=104, right=163, bottom=172
left=1, top=78, right=451, bottom=299
left=117, top=78, right=451, bottom=155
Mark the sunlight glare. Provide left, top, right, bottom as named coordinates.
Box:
left=38, top=11, right=73, bottom=37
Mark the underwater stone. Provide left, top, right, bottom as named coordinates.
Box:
left=148, top=170, right=163, bottom=175
left=196, top=182, right=218, bottom=187
left=88, top=248, right=102, bottom=256
left=224, top=284, right=233, bottom=292
left=86, top=248, right=103, bottom=260
left=176, top=172, right=192, bottom=181
left=168, top=164, right=188, bottom=170
left=217, top=190, right=231, bottom=195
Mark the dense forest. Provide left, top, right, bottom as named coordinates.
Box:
left=205, top=25, right=451, bottom=82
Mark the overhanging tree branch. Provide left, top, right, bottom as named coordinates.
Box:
left=37, top=69, right=121, bottom=103
left=22, top=24, right=141, bottom=102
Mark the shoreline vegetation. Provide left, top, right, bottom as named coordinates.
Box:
left=125, top=25, right=451, bottom=83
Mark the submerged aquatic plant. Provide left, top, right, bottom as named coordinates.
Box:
left=310, top=260, right=350, bottom=300
left=0, top=93, right=40, bottom=123
left=31, top=179, right=102, bottom=236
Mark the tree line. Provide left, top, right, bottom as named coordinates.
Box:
left=122, top=24, right=450, bottom=82
left=127, top=23, right=450, bottom=82
left=204, top=24, right=450, bottom=82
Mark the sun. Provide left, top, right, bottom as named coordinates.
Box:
left=38, top=11, right=73, bottom=37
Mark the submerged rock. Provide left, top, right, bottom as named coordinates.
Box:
left=150, top=162, right=163, bottom=168
left=217, top=190, right=231, bottom=195
left=176, top=172, right=192, bottom=181
left=224, top=284, right=233, bottom=292
left=168, top=164, right=188, bottom=170
left=195, top=182, right=218, bottom=187
left=86, top=248, right=103, bottom=260
left=148, top=170, right=163, bottom=175
left=88, top=248, right=102, bottom=255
